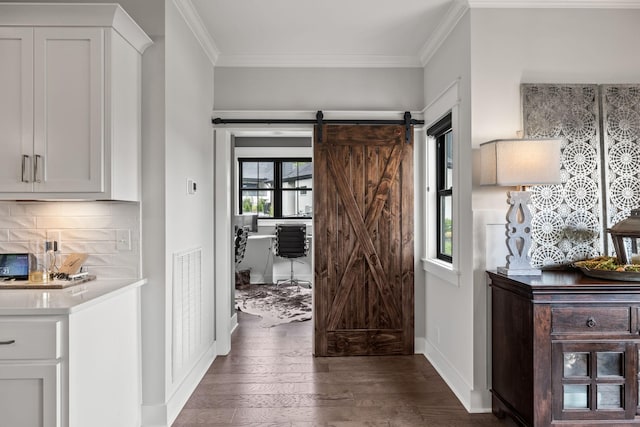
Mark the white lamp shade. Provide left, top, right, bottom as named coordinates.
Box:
left=480, top=138, right=562, bottom=186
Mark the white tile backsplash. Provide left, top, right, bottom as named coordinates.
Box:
left=9, top=229, right=47, bottom=241
left=0, top=216, right=37, bottom=229
left=0, top=201, right=140, bottom=279
left=60, top=229, right=117, bottom=241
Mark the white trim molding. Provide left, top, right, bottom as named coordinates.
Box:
left=0, top=3, right=152, bottom=53
left=419, top=0, right=469, bottom=66
left=422, top=80, right=462, bottom=287
left=173, top=0, right=220, bottom=66
left=215, top=54, right=422, bottom=69
left=468, top=0, right=640, bottom=7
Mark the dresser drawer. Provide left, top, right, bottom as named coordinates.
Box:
left=0, top=319, right=61, bottom=359
left=551, top=307, right=631, bottom=334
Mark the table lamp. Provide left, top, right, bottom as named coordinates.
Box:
left=481, top=138, right=562, bottom=275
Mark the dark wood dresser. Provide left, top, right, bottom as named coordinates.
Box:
left=488, top=271, right=640, bottom=426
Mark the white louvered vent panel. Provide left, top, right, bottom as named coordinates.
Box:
left=172, top=247, right=203, bottom=382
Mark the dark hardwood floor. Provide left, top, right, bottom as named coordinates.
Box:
left=173, top=311, right=516, bottom=426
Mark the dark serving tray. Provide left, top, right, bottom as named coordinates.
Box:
left=577, top=266, right=640, bottom=282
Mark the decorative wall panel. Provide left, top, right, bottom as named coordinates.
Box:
left=522, top=84, right=640, bottom=265
left=522, top=84, right=603, bottom=266
left=602, top=85, right=640, bottom=242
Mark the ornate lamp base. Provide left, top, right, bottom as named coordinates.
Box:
left=497, top=265, right=541, bottom=276
left=497, top=190, right=541, bottom=276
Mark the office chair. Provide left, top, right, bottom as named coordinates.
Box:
left=274, top=223, right=310, bottom=289
left=234, top=226, right=249, bottom=285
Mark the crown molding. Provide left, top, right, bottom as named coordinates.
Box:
left=173, top=0, right=219, bottom=66
left=419, top=0, right=469, bottom=67
left=215, top=54, right=423, bottom=68
left=0, top=3, right=152, bottom=53
left=467, top=0, right=640, bottom=7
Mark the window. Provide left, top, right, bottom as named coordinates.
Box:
left=428, top=113, right=453, bottom=263
left=239, top=158, right=312, bottom=218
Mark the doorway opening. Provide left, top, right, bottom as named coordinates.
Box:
left=222, top=128, right=316, bottom=340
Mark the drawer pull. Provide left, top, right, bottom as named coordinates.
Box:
left=0, top=340, right=16, bottom=345
left=586, top=317, right=597, bottom=328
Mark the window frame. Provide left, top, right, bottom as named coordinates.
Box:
left=421, top=80, right=460, bottom=286
left=238, top=157, right=313, bottom=219
left=429, top=114, right=453, bottom=263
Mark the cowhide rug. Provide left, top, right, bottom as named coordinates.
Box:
left=235, top=283, right=312, bottom=328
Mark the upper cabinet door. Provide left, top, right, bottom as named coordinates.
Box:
left=33, top=27, right=104, bottom=193
left=0, top=28, right=34, bottom=192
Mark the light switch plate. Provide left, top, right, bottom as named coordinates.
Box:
left=116, top=229, right=131, bottom=251
left=187, top=178, right=197, bottom=195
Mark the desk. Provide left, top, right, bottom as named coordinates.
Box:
left=239, top=234, right=312, bottom=284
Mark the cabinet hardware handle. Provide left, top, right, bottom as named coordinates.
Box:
left=21, top=155, right=30, bottom=183
left=0, top=340, right=15, bottom=345
left=34, top=154, right=42, bottom=183
left=586, top=317, right=597, bottom=328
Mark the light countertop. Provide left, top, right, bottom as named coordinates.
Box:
left=0, top=278, right=147, bottom=315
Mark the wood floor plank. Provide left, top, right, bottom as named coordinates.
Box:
left=184, top=392, right=355, bottom=409
left=172, top=312, right=515, bottom=426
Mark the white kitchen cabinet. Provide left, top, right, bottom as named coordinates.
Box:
left=0, top=4, right=152, bottom=201
left=0, top=363, right=61, bottom=427
left=0, top=279, right=145, bottom=427
left=0, top=318, right=62, bottom=427
left=0, top=27, right=33, bottom=193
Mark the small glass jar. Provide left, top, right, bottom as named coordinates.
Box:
left=28, top=240, right=49, bottom=283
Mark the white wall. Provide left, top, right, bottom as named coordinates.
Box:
left=165, top=0, right=216, bottom=386
left=469, top=7, right=640, bottom=410
left=422, top=10, right=482, bottom=411
left=422, top=5, right=640, bottom=414
left=214, top=67, right=425, bottom=111
left=140, top=1, right=216, bottom=425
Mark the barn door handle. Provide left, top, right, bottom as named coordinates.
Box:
left=586, top=317, right=597, bottom=328
left=0, top=340, right=15, bottom=345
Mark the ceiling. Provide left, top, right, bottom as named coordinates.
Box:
left=180, top=0, right=640, bottom=68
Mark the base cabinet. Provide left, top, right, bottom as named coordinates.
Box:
left=0, top=363, right=60, bottom=427
left=0, top=284, right=142, bottom=427
left=489, top=271, right=640, bottom=426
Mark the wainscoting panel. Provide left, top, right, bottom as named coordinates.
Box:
left=172, top=247, right=203, bottom=382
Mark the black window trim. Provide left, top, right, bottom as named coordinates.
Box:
left=238, top=157, right=313, bottom=219
left=428, top=113, right=453, bottom=263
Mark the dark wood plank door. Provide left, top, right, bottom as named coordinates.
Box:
left=313, top=124, right=414, bottom=356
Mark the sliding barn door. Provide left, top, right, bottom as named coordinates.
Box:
left=314, top=124, right=414, bottom=356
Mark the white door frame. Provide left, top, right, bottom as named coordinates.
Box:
left=213, top=110, right=422, bottom=354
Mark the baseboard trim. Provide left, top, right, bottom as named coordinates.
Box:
left=167, top=342, right=218, bottom=424
left=414, top=337, right=427, bottom=354
left=230, top=312, right=238, bottom=335
left=142, top=341, right=217, bottom=427
left=421, top=339, right=491, bottom=413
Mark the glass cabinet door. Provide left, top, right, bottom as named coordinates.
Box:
left=552, top=342, right=637, bottom=422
